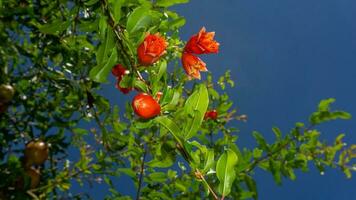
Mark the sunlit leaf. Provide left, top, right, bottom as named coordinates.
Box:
left=216, top=149, right=238, bottom=198
left=183, top=84, right=209, bottom=139
left=156, top=0, right=189, bottom=7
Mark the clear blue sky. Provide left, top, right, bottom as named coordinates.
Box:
left=79, top=0, right=356, bottom=199
left=172, top=0, right=356, bottom=199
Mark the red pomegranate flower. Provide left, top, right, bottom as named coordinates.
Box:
left=184, top=27, right=219, bottom=54
left=137, top=33, right=168, bottom=66
left=181, top=52, right=207, bottom=80
left=111, top=64, right=132, bottom=94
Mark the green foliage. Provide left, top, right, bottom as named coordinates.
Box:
left=0, top=0, right=355, bottom=199
left=216, top=149, right=238, bottom=197
left=310, top=98, right=351, bottom=125
left=156, top=0, right=189, bottom=7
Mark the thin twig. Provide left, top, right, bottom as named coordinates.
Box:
left=136, top=147, right=147, bottom=200
left=196, top=169, right=220, bottom=200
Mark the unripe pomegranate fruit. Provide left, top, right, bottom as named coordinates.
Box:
left=132, top=93, right=161, bottom=119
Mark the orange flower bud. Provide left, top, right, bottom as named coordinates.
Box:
left=181, top=52, right=207, bottom=79
left=184, top=27, right=219, bottom=54
left=204, top=110, right=218, bottom=120
left=137, top=33, right=167, bottom=66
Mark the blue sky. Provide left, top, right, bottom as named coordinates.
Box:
left=172, top=0, right=356, bottom=199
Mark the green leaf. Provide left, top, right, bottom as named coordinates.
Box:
left=133, top=79, right=149, bottom=93
left=155, top=116, right=183, bottom=144
left=96, top=28, right=115, bottom=66
left=252, top=131, right=269, bottom=151
left=182, top=110, right=202, bottom=140
left=252, top=148, right=263, bottom=159
left=109, top=0, right=122, bottom=24
left=117, top=168, right=136, bottom=178
left=126, top=6, right=154, bottom=34
left=203, top=149, right=215, bottom=173
left=147, top=172, right=167, bottom=182
left=156, top=60, right=167, bottom=81
left=89, top=49, right=118, bottom=83
left=169, top=17, right=186, bottom=29
left=269, top=160, right=282, bottom=185
left=84, top=0, right=99, bottom=6
left=58, top=182, right=71, bottom=191
left=37, top=20, right=70, bottom=35
left=318, top=98, right=335, bottom=112
left=119, top=75, right=134, bottom=88
left=310, top=98, right=352, bottom=125
left=272, top=127, right=282, bottom=140
left=89, top=27, right=118, bottom=83
left=72, top=128, right=88, bottom=135
left=147, top=157, right=174, bottom=168
left=151, top=60, right=167, bottom=93
left=183, top=84, right=209, bottom=139
left=216, top=149, right=238, bottom=198
left=156, top=0, right=189, bottom=7
left=244, top=175, right=258, bottom=200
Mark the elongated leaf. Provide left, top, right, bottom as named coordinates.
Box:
left=216, top=149, right=238, bottom=198
left=147, top=172, right=167, bottom=182
left=183, top=84, right=209, bottom=139
left=89, top=28, right=117, bottom=83
left=252, top=131, right=269, bottom=151
left=109, top=0, right=122, bottom=24
left=155, top=116, right=183, bottom=144
left=96, top=29, right=115, bottom=66
left=147, top=157, right=174, bottom=168
left=156, top=0, right=189, bottom=7
left=156, top=60, right=167, bottom=81
left=244, top=175, right=258, bottom=200
left=203, top=149, right=215, bottom=173
left=169, top=17, right=186, bottom=29
left=272, top=127, right=282, bottom=140
left=269, top=160, right=282, bottom=185
left=37, top=20, right=70, bottom=36
left=182, top=110, right=202, bottom=140
left=318, top=98, right=335, bottom=111
left=89, top=49, right=117, bottom=83
left=126, top=6, right=152, bottom=34
left=151, top=60, right=167, bottom=93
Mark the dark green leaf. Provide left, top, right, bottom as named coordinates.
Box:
left=89, top=49, right=118, bottom=83
left=37, top=20, right=70, bottom=35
